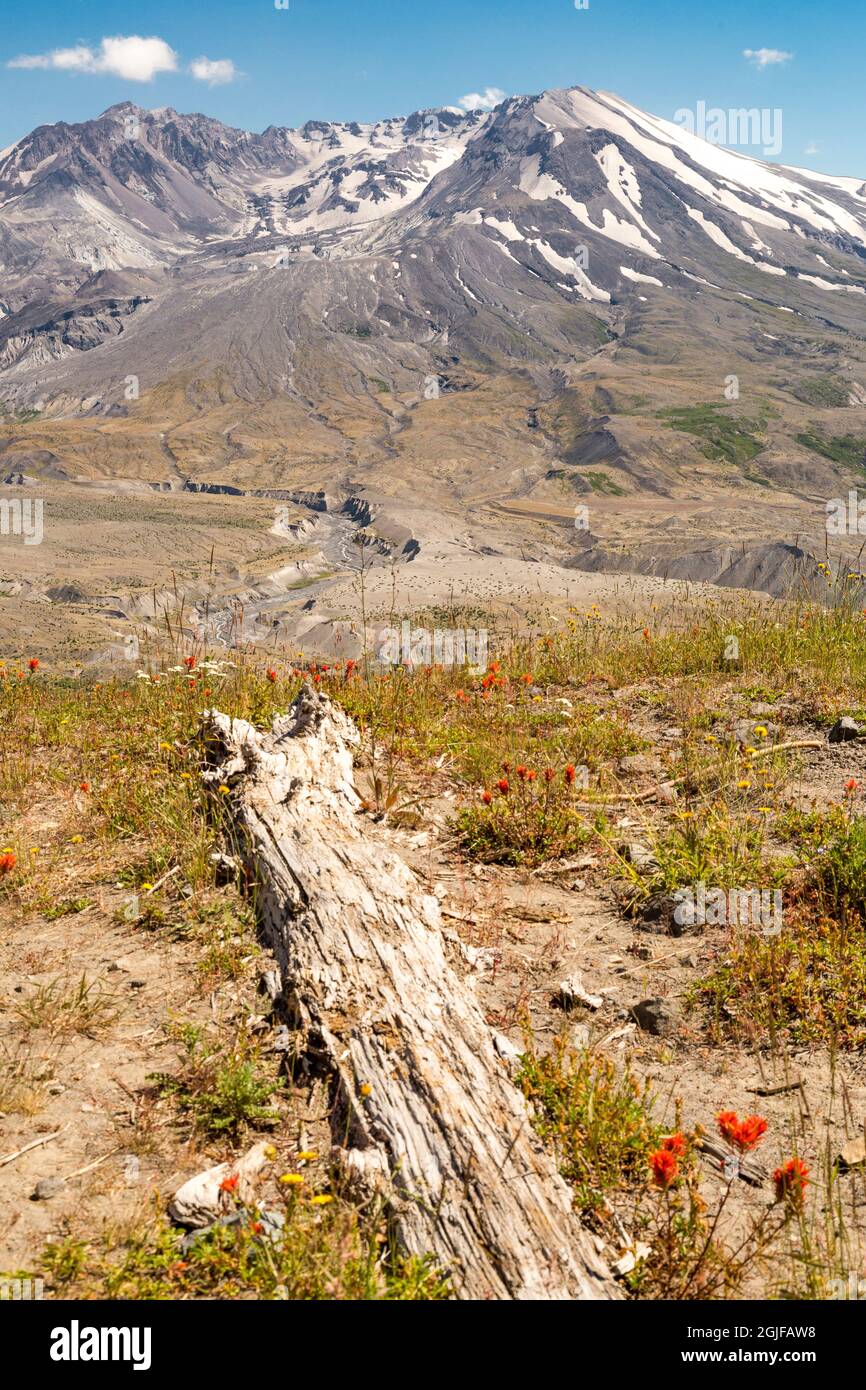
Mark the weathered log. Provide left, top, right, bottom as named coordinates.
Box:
left=201, top=684, right=618, bottom=1301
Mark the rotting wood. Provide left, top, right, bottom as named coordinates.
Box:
left=201, top=683, right=618, bottom=1301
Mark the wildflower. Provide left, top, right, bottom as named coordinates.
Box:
left=565, top=764, right=576, bottom=786
left=649, top=1148, right=679, bottom=1187
left=140, top=881, right=154, bottom=892
left=28, top=658, right=39, bottom=672
left=544, top=768, right=555, bottom=783
left=716, top=1110, right=768, bottom=1152
left=79, top=781, right=90, bottom=793
left=642, top=628, right=650, bottom=640
left=183, top=656, right=196, bottom=670
left=249, top=1221, right=264, bottom=1235
left=660, top=1132, right=687, bottom=1156
left=516, top=765, right=528, bottom=780
left=482, top=790, right=492, bottom=805
left=497, top=778, right=509, bottom=794
left=70, top=835, right=83, bottom=845
left=0, top=852, right=16, bottom=874
left=754, top=726, right=768, bottom=739
left=773, top=1157, right=809, bottom=1208
left=738, top=779, right=751, bottom=790
left=280, top=1173, right=304, bottom=1186
left=310, top=1194, right=333, bottom=1206
left=218, top=784, right=231, bottom=796
left=266, top=669, right=277, bottom=683
left=360, top=1083, right=372, bottom=1097
left=845, top=778, right=859, bottom=796
left=526, top=770, right=537, bottom=782
left=159, top=742, right=172, bottom=752
left=297, top=1151, right=319, bottom=1162
left=219, top=1175, right=239, bottom=1194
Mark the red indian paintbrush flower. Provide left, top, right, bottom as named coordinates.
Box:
left=28, top=658, right=39, bottom=672
left=717, top=1110, right=768, bottom=1152
left=0, top=853, right=16, bottom=874
left=773, top=1157, right=809, bottom=1207
left=266, top=668, right=277, bottom=683
left=482, top=790, right=492, bottom=805
left=660, top=1132, right=687, bottom=1156
left=649, top=1148, right=679, bottom=1188
left=565, top=764, right=576, bottom=785
left=496, top=778, right=509, bottom=795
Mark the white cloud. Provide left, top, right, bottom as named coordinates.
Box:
left=804, top=141, right=820, bottom=156
left=8, top=35, right=179, bottom=82
left=189, top=57, right=239, bottom=87
left=457, top=86, right=506, bottom=112
left=743, top=48, right=793, bottom=69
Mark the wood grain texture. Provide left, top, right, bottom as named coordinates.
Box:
left=201, top=683, right=618, bottom=1301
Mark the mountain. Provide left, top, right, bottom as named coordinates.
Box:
left=2, top=88, right=866, bottom=661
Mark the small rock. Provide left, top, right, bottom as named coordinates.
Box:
left=619, top=753, right=662, bottom=776
left=209, top=850, right=241, bottom=883
left=630, top=997, right=680, bottom=1037
left=258, top=969, right=282, bottom=1002
left=828, top=717, right=861, bottom=745
left=657, top=782, right=678, bottom=805
left=733, top=718, right=779, bottom=747
left=568, top=878, right=587, bottom=893
left=491, top=1031, right=521, bottom=1072
left=839, top=1137, right=866, bottom=1170
left=527, top=685, right=544, bottom=698
left=271, top=1026, right=294, bottom=1054
left=31, top=1177, right=65, bottom=1201
left=555, top=975, right=604, bottom=1011
left=620, top=842, right=660, bottom=875
left=612, top=1241, right=652, bottom=1278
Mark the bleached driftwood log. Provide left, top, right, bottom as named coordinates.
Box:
left=201, top=684, right=617, bottom=1301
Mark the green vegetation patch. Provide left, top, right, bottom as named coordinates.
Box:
left=658, top=403, right=765, bottom=467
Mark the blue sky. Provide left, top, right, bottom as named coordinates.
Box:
left=1, top=0, right=863, bottom=174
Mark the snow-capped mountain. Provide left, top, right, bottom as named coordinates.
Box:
left=1, top=85, right=865, bottom=517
